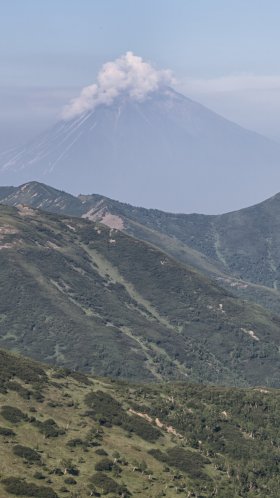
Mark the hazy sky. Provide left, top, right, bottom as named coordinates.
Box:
left=2, top=0, right=280, bottom=147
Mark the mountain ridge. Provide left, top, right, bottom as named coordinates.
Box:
left=2, top=181, right=280, bottom=314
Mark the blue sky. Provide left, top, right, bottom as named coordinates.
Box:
left=2, top=0, right=280, bottom=146
left=2, top=0, right=280, bottom=83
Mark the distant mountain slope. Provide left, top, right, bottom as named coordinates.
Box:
left=0, top=186, right=17, bottom=200
left=1, top=348, right=280, bottom=497
left=2, top=181, right=280, bottom=314
left=1, top=202, right=280, bottom=386
left=0, top=181, right=84, bottom=216
left=87, top=190, right=280, bottom=314
left=97, top=191, right=280, bottom=308
left=2, top=87, right=280, bottom=212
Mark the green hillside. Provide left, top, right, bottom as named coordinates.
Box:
left=1, top=203, right=280, bottom=386
left=0, top=348, right=279, bottom=498
left=2, top=182, right=280, bottom=314
left=78, top=190, right=280, bottom=314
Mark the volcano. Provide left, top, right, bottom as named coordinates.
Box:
left=1, top=53, right=280, bottom=212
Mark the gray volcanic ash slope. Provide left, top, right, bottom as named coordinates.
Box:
left=1, top=53, right=280, bottom=213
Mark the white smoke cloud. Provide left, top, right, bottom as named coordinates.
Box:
left=62, top=52, right=174, bottom=120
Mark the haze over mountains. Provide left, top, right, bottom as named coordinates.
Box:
left=2, top=53, right=280, bottom=213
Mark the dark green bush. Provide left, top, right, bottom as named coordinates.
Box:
left=33, top=418, right=65, bottom=438
left=94, top=458, right=114, bottom=471
left=95, top=448, right=108, bottom=456
left=0, top=426, right=16, bottom=436
left=84, top=390, right=122, bottom=422
left=2, top=477, right=58, bottom=497
left=66, top=438, right=85, bottom=447
left=90, top=472, right=130, bottom=496
left=49, top=468, right=63, bottom=476
left=69, top=371, right=92, bottom=385
left=32, top=390, right=45, bottom=403
left=0, top=350, right=48, bottom=386
left=64, top=477, right=77, bottom=485
left=13, top=445, right=41, bottom=463
left=5, top=380, right=32, bottom=399
left=46, top=401, right=58, bottom=408
left=84, top=390, right=160, bottom=442
left=112, top=450, right=120, bottom=459
left=1, top=405, right=27, bottom=423
left=33, top=472, right=45, bottom=480
left=148, top=446, right=210, bottom=480
left=123, top=414, right=161, bottom=442
left=83, top=427, right=103, bottom=447
left=62, top=460, right=79, bottom=476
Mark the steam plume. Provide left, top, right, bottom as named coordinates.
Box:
left=62, top=52, right=173, bottom=120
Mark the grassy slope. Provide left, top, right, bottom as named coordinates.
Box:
left=1, top=204, right=280, bottom=386
left=0, top=348, right=280, bottom=498
left=92, top=193, right=280, bottom=313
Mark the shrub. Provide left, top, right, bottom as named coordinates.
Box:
left=95, top=448, right=108, bottom=456
left=123, top=415, right=161, bottom=442
left=0, top=350, right=48, bottom=386
left=49, top=468, right=63, bottom=476
left=64, top=477, right=77, bottom=485
left=90, top=472, right=130, bottom=496
left=95, top=458, right=114, bottom=471
left=83, top=427, right=103, bottom=447
left=148, top=447, right=210, bottom=480
left=1, top=405, right=27, bottom=423
left=112, top=451, right=120, bottom=459
left=5, top=380, right=32, bottom=399
left=47, top=401, right=58, bottom=408
left=84, top=391, right=122, bottom=422
left=84, top=390, right=160, bottom=442
left=66, top=438, right=85, bottom=448
left=33, top=472, right=45, bottom=480
left=33, top=418, right=65, bottom=438
left=62, top=459, right=79, bottom=476
left=69, top=371, right=92, bottom=385
left=2, top=477, right=58, bottom=497
left=33, top=390, right=45, bottom=403
left=0, top=426, right=16, bottom=436
left=13, top=445, right=41, bottom=463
